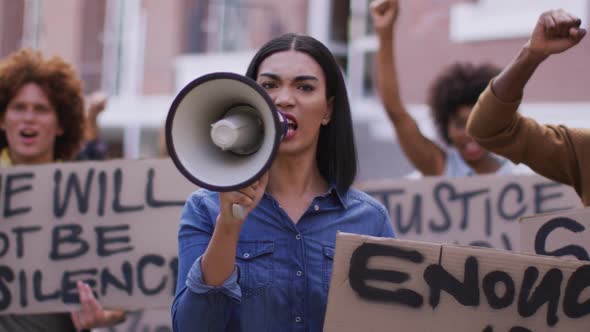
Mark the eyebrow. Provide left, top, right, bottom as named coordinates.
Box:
left=259, top=73, right=319, bottom=82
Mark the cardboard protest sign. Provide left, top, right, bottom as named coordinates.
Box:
left=358, top=175, right=581, bottom=251
left=324, top=232, right=590, bottom=332
left=0, top=158, right=195, bottom=314
left=520, top=207, right=590, bottom=261
left=0, top=158, right=581, bottom=316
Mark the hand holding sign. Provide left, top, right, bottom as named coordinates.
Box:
left=70, top=280, right=126, bottom=330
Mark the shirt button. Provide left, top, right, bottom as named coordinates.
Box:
left=295, top=316, right=302, bottom=323
left=313, top=204, right=320, bottom=211
left=295, top=234, right=301, bottom=240
left=296, top=270, right=303, bottom=277
left=243, top=253, right=250, bottom=258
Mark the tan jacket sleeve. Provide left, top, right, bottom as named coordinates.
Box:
left=467, top=83, right=590, bottom=203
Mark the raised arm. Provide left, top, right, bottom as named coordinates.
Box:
left=371, top=0, right=445, bottom=175
left=467, top=10, right=589, bottom=192
left=492, top=10, right=586, bottom=103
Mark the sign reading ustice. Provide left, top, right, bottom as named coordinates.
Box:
left=359, top=175, right=580, bottom=251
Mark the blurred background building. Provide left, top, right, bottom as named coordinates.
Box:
left=0, top=0, right=588, bottom=180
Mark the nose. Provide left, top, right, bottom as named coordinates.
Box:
left=22, top=107, right=35, bottom=121
left=274, top=87, right=294, bottom=110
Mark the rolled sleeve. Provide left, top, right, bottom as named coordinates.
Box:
left=172, top=190, right=242, bottom=332
left=187, top=255, right=242, bottom=302
left=467, top=82, right=522, bottom=145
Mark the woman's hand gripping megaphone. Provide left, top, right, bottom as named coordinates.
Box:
left=219, top=173, right=269, bottom=223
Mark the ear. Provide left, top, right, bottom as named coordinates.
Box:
left=323, top=96, right=334, bottom=125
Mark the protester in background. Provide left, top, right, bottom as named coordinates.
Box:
left=171, top=33, right=395, bottom=331
left=467, top=9, right=590, bottom=205
left=0, top=48, right=126, bottom=331
left=371, top=0, right=526, bottom=177
left=77, top=91, right=110, bottom=160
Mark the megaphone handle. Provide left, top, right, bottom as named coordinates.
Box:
left=232, top=203, right=246, bottom=220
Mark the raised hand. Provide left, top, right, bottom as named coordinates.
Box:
left=87, top=91, right=107, bottom=119
left=528, top=9, right=586, bottom=58
left=70, top=280, right=126, bottom=330
left=370, top=0, right=400, bottom=36
left=84, top=91, right=108, bottom=141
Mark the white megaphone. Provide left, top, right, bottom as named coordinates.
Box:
left=165, top=72, right=287, bottom=218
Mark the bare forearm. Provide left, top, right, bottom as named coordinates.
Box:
left=85, top=115, right=100, bottom=141
left=492, top=45, right=547, bottom=102
left=375, top=30, right=445, bottom=174
left=394, top=118, right=446, bottom=175
left=201, top=220, right=241, bottom=287
left=376, top=33, right=406, bottom=121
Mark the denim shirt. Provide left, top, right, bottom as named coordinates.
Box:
left=172, top=185, right=395, bottom=332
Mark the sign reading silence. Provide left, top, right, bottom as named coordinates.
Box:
left=0, top=159, right=192, bottom=314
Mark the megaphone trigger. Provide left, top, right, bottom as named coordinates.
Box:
left=232, top=203, right=246, bottom=220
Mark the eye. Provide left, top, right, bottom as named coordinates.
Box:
left=9, top=103, right=26, bottom=112
left=260, top=81, right=277, bottom=90
left=298, top=84, right=315, bottom=92
left=35, top=104, right=51, bottom=113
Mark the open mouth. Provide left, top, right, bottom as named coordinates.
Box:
left=287, top=118, right=298, bottom=131
left=282, top=113, right=298, bottom=138
left=20, top=129, right=39, bottom=139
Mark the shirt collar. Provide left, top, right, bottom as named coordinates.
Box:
left=262, top=182, right=348, bottom=210
left=325, top=182, right=347, bottom=209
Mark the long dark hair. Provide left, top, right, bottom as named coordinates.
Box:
left=245, top=33, right=357, bottom=192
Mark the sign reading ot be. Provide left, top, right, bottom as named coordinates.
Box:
left=0, top=159, right=192, bottom=314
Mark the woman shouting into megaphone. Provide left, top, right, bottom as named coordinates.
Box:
left=171, top=33, right=395, bottom=332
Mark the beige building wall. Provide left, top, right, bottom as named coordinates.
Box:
left=0, top=0, right=24, bottom=57
left=140, top=0, right=310, bottom=95
left=390, top=0, right=590, bottom=103
left=246, top=0, right=308, bottom=48
left=40, top=0, right=82, bottom=66
left=142, top=0, right=184, bottom=94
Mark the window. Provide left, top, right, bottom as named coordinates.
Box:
left=450, top=0, right=589, bottom=42
left=79, top=0, right=107, bottom=93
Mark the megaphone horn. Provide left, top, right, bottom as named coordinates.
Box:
left=165, top=72, right=287, bottom=218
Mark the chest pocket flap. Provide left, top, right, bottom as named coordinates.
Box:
left=235, top=241, right=275, bottom=296
left=236, top=241, right=275, bottom=260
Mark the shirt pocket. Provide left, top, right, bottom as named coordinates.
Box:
left=236, top=241, right=275, bottom=297
left=322, top=245, right=335, bottom=291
